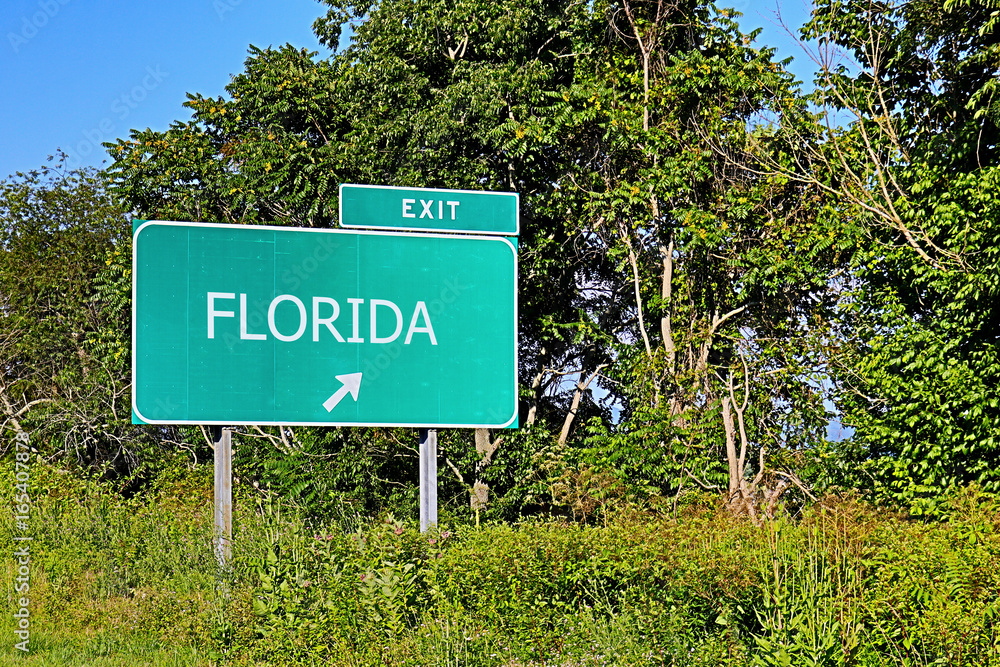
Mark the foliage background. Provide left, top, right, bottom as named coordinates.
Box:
left=3, top=0, right=1000, bottom=662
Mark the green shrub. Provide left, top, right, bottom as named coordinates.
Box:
left=8, top=460, right=1000, bottom=667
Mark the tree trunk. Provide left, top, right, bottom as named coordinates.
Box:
left=471, top=428, right=500, bottom=513
left=660, top=240, right=676, bottom=373
left=722, top=395, right=741, bottom=501
left=525, top=347, right=548, bottom=428
left=557, top=365, right=607, bottom=446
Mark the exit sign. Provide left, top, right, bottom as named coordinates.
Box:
left=339, top=184, right=519, bottom=235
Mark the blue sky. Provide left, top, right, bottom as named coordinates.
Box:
left=0, top=0, right=816, bottom=180
left=0, top=0, right=329, bottom=178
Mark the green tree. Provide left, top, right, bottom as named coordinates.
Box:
left=106, top=0, right=613, bottom=514
left=0, top=154, right=161, bottom=478
left=801, top=0, right=1000, bottom=511
left=508, top=0, right=847, bottom=517
left=106, top=0, right=844, bottom=518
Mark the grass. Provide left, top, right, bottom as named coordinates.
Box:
left=0, top=634, right=208, bottom=666
left=3, top=460, right=1000, bottom=666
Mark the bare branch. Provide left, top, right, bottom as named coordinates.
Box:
left=558, top=364, right=609, bottom=446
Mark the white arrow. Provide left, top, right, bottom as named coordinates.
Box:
left=323, top=372, right=363, bottom=412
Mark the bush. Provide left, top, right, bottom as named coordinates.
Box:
left=7, top=461, right=1000, bottom=666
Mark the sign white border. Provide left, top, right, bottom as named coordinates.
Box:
left=132, top=220, right=519, bottom=428
left=338, top=183, right=520, bottom=236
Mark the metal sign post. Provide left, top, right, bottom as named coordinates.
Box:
left=419, top=428, right=438, bottom=532
left=212, top=426, right=232, bottom=568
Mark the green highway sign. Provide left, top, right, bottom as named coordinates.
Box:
left=339, top=184, right=519, bottom=235
left=132, top=221, right=518, bottom=427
